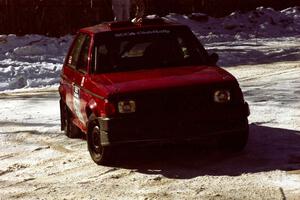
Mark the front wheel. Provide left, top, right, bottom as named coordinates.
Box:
left=87, top=114, right=112, bottom=165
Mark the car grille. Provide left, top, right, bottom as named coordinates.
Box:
left=133, top=87, right=212, bottom=114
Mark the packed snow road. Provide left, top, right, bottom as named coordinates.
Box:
left=1, top=61, right=300, bottom=200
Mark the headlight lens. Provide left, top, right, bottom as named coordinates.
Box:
left=118, top=100, right=136, bottom=113
left=214, top=90, right=231, bottom=103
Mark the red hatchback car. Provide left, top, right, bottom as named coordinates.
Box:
left=59, top=18, right=250, bottom=165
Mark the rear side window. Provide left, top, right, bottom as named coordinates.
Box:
left=91, top=44, right=110, bottom=73
left=67, top=33, right=91, bottom=73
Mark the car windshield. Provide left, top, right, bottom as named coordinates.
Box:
left=92, top=26, right=209, bottom=73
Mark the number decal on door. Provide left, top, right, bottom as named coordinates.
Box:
left=73, top=85, right=84, bottom=123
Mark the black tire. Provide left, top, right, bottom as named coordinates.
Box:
left=62, top=103, right=82, bottom=139
left=60, top=99, right=66, bottom=131
left=219, top=120, right=249, bottom=152
left=87, top=114, right=112, bottom=165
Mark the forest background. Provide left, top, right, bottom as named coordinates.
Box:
left=0, top=0, right=299, bottom=36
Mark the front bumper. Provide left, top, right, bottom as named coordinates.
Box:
left=98, top=102, right=250, bottom=146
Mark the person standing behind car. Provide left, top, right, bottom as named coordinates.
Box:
left=112, top=0, right=145, bottom=22
left=132, top=0, right=145, bottom=22
left=112, top=0, right=130, bottom=21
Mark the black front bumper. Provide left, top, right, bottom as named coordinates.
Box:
left=98, top=102, right=250, bottom=146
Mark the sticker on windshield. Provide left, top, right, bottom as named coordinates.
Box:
left=115, top=30, right=171, bottom=38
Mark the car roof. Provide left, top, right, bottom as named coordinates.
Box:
left=80, top=18, right=186, bottom=35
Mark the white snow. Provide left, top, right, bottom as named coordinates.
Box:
left=0, top=34, right=72, bottom=91
left=0, top=7, right=300, bottom=199
left=167, top=7, right=300, bottom=42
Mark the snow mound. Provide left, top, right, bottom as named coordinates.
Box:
left=167, top=6, right=300, bottom=43
left=0, top=35, right=72, bottom=91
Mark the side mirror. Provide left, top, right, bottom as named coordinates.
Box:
left=208, top=53, right=219, bottom=65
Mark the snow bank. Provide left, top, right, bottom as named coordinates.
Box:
left=0, top=7, right=299, bottom=91
left=0, top=35, right=72, bottom=91
left=167, top=6, right=300, bottom=43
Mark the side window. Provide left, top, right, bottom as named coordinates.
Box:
left=92, top=44, right=110, bottom=73
left=67, top=33, right=91, bottom=72
left=77, top=35, right=91, bottom=72
left=177, top=37, right=191, bottom=59
left=68, top=34, right=86, bottom=68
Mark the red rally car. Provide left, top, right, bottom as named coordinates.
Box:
left=59, top=18, right=250, bottom=165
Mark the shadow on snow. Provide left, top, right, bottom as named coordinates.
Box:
left=110, top=124, right=300, bottom=178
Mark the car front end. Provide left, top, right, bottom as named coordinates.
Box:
left=92, top=68, right=250, bottom=147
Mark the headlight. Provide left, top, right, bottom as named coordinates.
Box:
left=214, top=90, right=231, bottom=103
left=118, top=100, right=136, bottom=113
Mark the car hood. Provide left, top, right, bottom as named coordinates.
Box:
left=89, top=66, right=237, bottom=98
